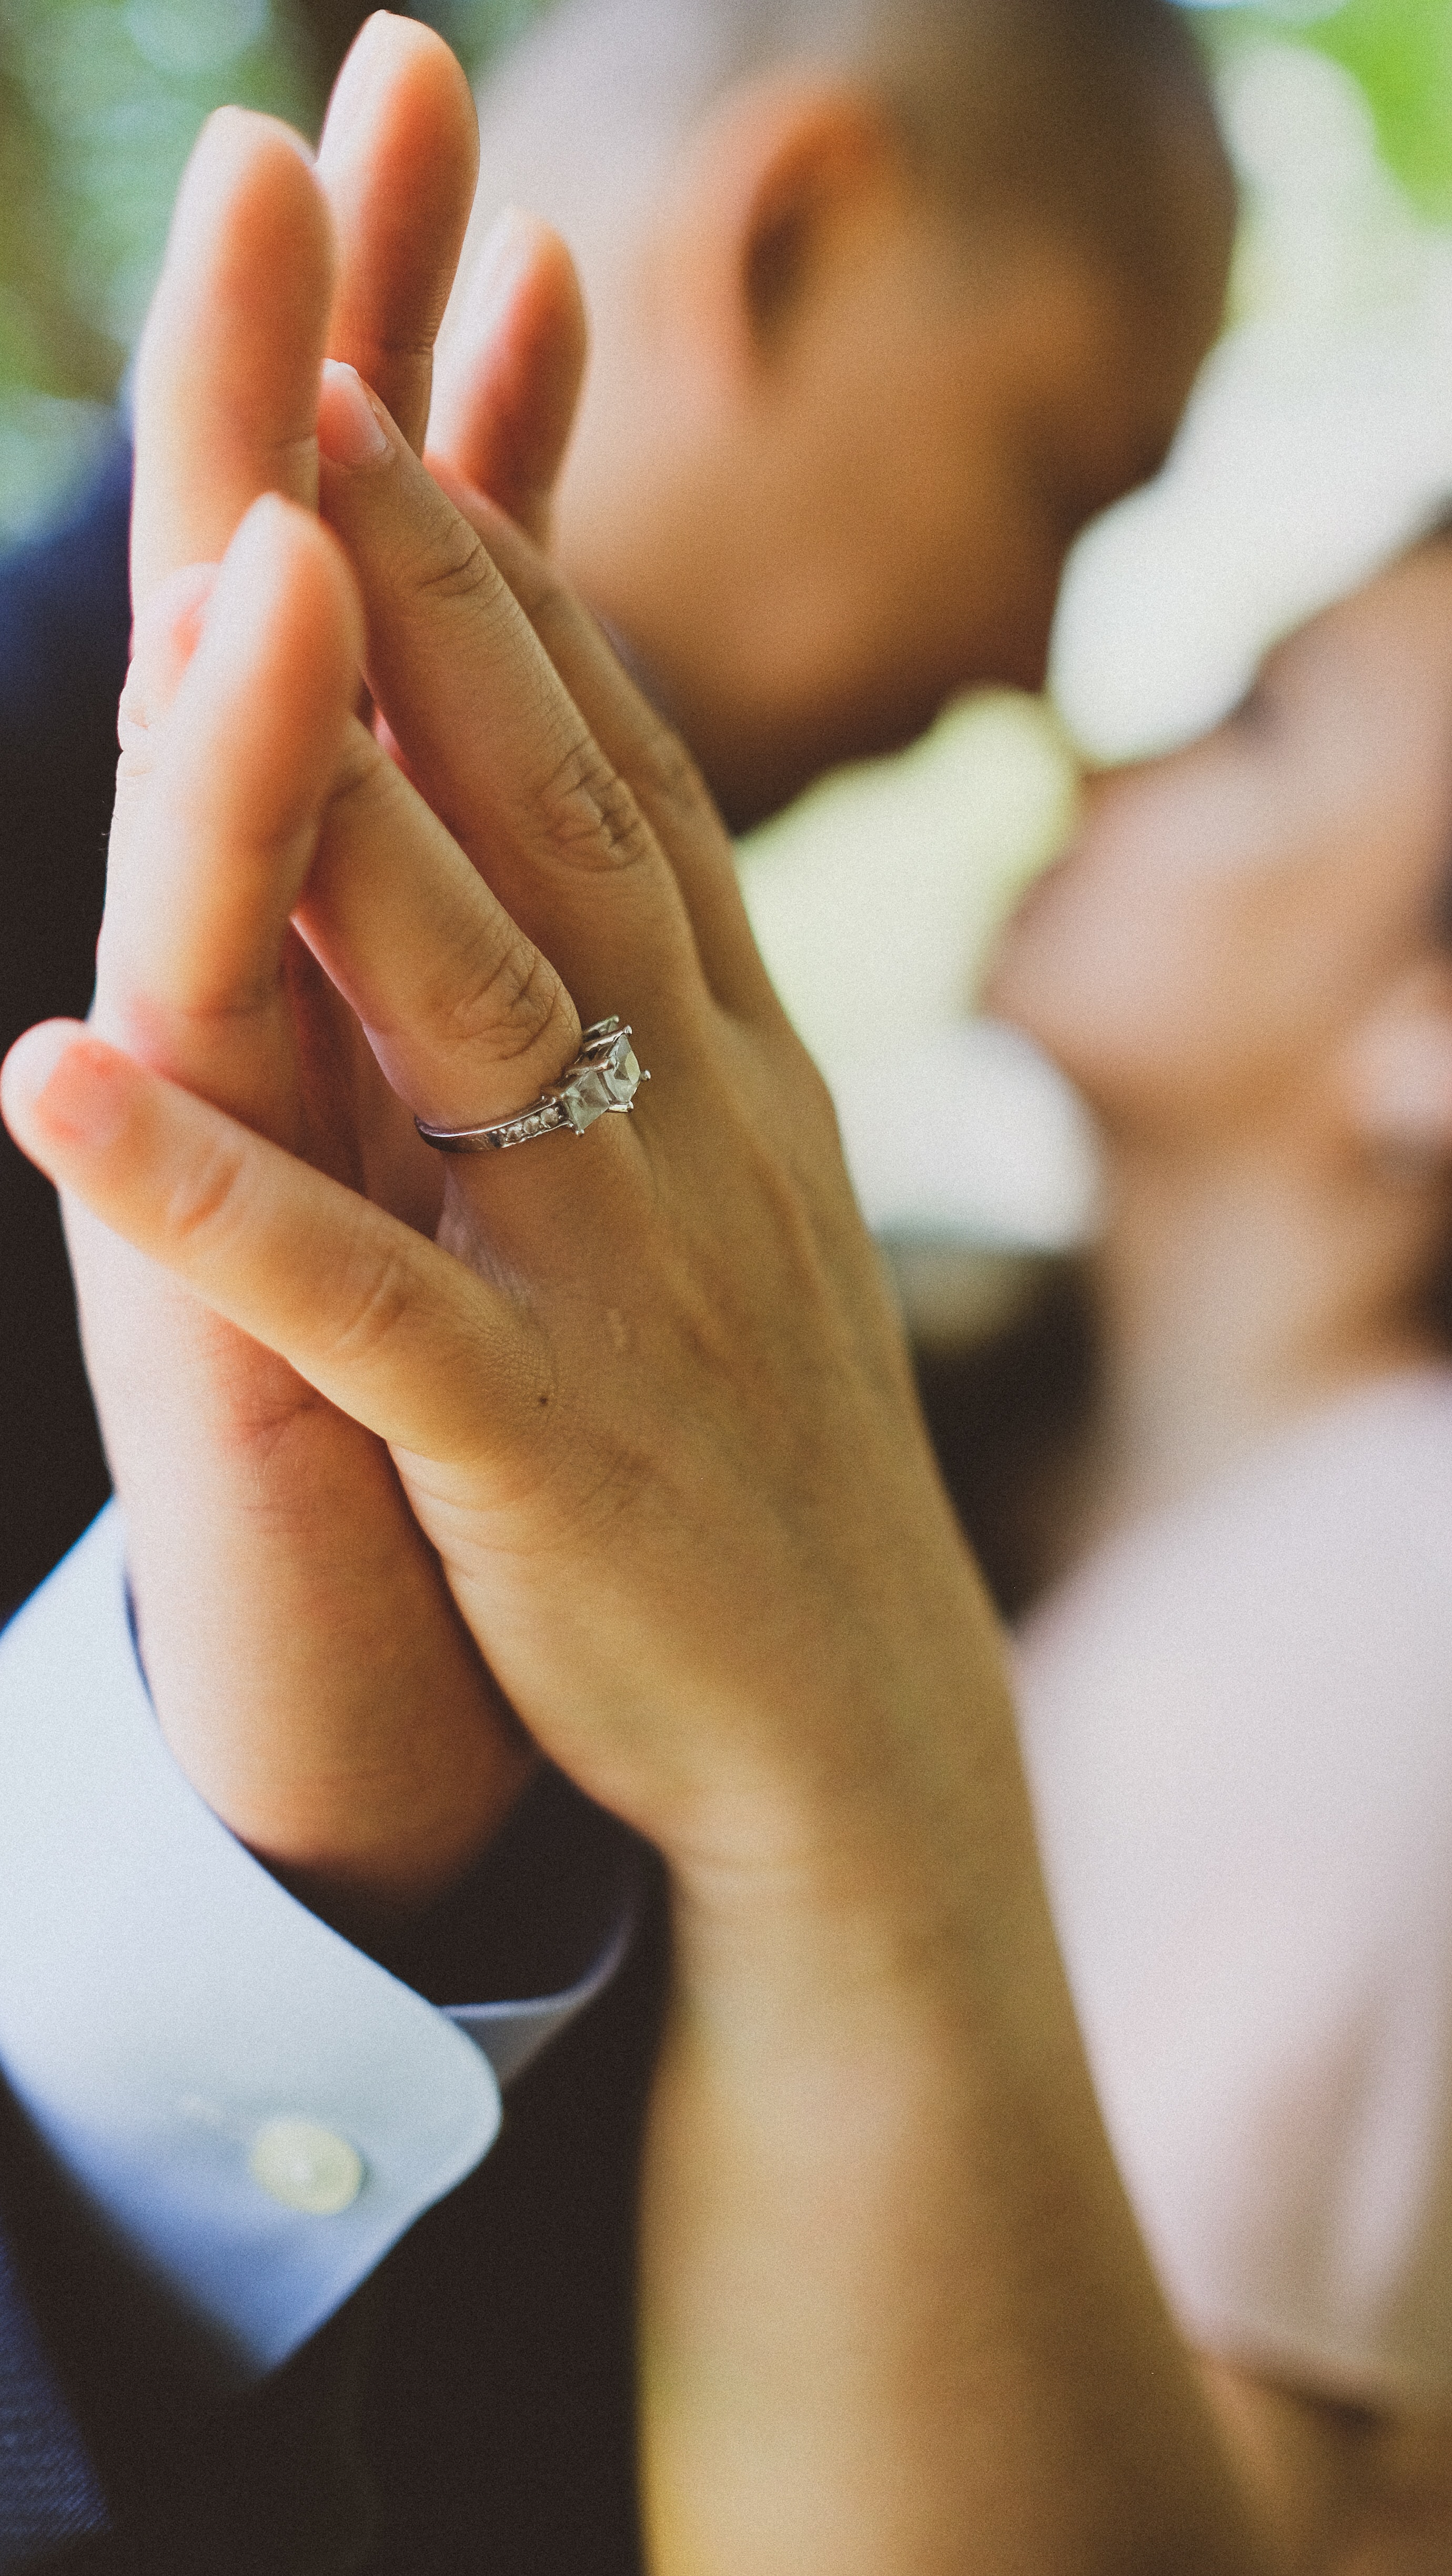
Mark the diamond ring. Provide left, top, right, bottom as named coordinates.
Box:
left=414, top=1019, right=649, bottom=1154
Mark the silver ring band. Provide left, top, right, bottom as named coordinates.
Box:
left=415, top=1018, right=649, bottom=1154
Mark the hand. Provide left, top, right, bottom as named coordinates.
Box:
left=9, top=328, right=1010, bottom=1925
left=3, top=115, right=1275, bottom=2576
left=59, top=19, right=586, bottom=1924
left=5, top=318, right=1272, bottom=2576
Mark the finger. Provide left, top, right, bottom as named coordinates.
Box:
left=100, top=497, right=363, bottom=1138
left=429, top=456, right=782, bottom=1023
left=431, top=210, right=588, bottom=546
left=131, top=110, right=333, bottom=617
left=1, top=1025, right=530, bottom=1469
left=317, top=12, right=479, bottom=457
left=116, top=561, right=220, bottom=763
left=296, top=713, right=583, bottom=1135
left=317, top=373, right=701, bottom=1025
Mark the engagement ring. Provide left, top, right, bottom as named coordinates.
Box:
left=415, top=1019, right=649, bottom=1153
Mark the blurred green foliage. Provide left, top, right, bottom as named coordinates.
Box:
left=3, top=1, right=1452, bottom=544
left=0, top=0, right=547, bottom=541
left=1201, top=1, right=1452, bottom=222
left=0, top=1, right=305, bottom=380
left=412, top=0, right=549, bottom=59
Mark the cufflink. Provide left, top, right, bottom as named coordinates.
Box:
left=248, top=2117, right=365, bottom=2216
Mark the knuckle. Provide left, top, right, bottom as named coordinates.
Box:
left=636, top=716, right=714, bottom=834
left=537, top=736, right=654, bottom=875
left=117, top=659, right=149, bottom=734
left=116, top=669, right=159, bottom=777
left=429, top=922, right=576, bottom=1070
left=409, top=517, right=502, bottom=613
left=361, top=328, right=436, bottom=367
left=161, top=1131, right=251, bottom=1254
left=115, top=743, right=152, bottom=794
left=328, top=1241, right=417, bottom=1367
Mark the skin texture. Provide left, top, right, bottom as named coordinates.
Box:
left=70, top=35, right=562, bottom=1925
left=14, top=18, right=1435, bottom=2573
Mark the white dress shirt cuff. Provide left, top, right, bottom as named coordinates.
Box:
left=0, top=1508, right=626, bottom=2382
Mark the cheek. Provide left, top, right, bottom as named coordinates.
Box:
left=987, top=868, right=1185, bottom=1069
left=983, top=811, right=1268, bottom=1114
left=832, top=416, right=1064, bottom=708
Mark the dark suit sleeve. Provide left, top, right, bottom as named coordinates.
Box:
left=0, top=438, right=130, bottom=1627
left=0, top=446, right=130, bottom=2565
left=0, top=1829, right=664, bottom=2576
left=0, top=2203, right=110, bottom=2567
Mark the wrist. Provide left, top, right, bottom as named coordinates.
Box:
left=663, top=1655, right=1038, bottom=2077
left=122, top=1477, right=536, bottom=1919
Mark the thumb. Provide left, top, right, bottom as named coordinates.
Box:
left=431, top=210, right=588, bottom=546
left=0, top=1025, right=528, bottom=1470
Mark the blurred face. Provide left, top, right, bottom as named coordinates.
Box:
left=552, top=219, right=1211, bottom=830
left=461, top=21, right=1231, bottom=830
left=985, top=545, right=1452, bottom=1140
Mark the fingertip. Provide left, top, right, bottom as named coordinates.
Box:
left=132, top=104, right=334, bottom=616
left=496, top=212, right=586, bottom=316
left=156, top=107, right=324, bottom=298
left=319, top=12, right=479, bottom=455
left=433, top=213, right=588, bottom=531
left=220, top=491, right=366, bottom=674
left=137, top=495, right=364, bottom=847
left=444, top=208, right=587, bottom=380
left=319, top=7, right=480, bottom=261
left=324, top=11, right=478, bottom=164
left=318, top=360, right=396, bottom=471
left=200, top=101, right=315, bottom=168
left=1, top=1024, right=127, bottom=1160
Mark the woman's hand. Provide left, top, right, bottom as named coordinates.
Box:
left=2, top=415, right=1265, bottom=2576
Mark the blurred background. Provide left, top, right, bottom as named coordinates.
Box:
left=0, top=2, right=542, bottom=546
left=3, top=2, right=1447, bottom=545
left=2, top=0, right=1450, bottom=1297
left=3, top=16, right=1445, bottom=2523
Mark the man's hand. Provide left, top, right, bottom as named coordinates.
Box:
left=60, top=18, right=586, bottom=1923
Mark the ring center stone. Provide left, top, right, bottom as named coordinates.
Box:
left=563, top=1033, right=642, bottom=1132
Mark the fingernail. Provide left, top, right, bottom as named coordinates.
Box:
left=3, top=1026, right=131, bottom=1152
left=319, top=360, right=392, bottom=469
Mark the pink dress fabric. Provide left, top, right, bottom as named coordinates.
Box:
left=1015, top=1369, right=1452, bottom=2403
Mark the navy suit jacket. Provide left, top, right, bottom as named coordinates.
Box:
left=0, top=448, right=662, bottom=2572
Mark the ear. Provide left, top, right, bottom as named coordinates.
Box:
left=647, top=75, right=904, bottom=383
left=1338, top=957, right=1452, bottom=1171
